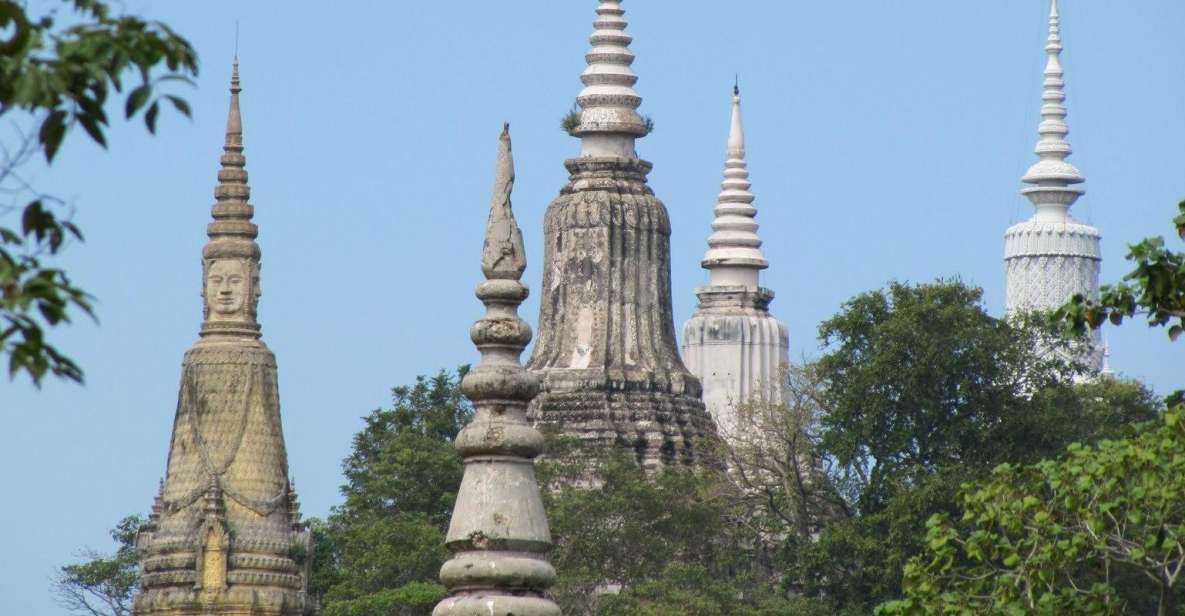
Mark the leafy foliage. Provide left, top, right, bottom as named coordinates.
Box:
left=785, top=280, right=1159, bottom=612
left=0, top=0, right=197, bottom=385
left=540, top=439, right=831, bottom=615
left=879, top=411, right=1185, bottom=615
left=313, top=369, right=467, bottom=613
left=881, top=203, right=1185, bottom=615
left=53, top=515, right=144, bottom=616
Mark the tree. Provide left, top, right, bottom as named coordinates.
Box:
left=539, top=440, right=832, bottom=615
left=1057, top=199, right=1185, bottom=402
left=782, top=280, right=1160, bottom=613
left=313, top=369, right=470, bottom=616
left=712, top=361, right=843, bottom=542
left=881, top=202, right=1185, bottom=615
left=0, top=0, right=197, bottom=385
left=53, top=515, right=144, bottom=616
left=879, top=411, right=1185, bottom=616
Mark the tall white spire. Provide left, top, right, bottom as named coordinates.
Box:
left=683, top=85, right=788, bottom=437
left=573, top=1, right=648, bottom=158
left=1021, top=0, right=1084, bottom=222
left=1003, top=0, right=1104, bottom=373
left=702, top=84, right=767, bottom=288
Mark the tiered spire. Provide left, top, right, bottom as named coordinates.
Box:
left=201, top=57, right=261, bottom=338
left=134, top=60, right=314, bottom=616
left=702, top=84, right=767, bottom=288
left=1020, top=0, right=1084, bottom=222
left=573, top=0, right=647, bottom=158
left=434, top=126, right=560, bottom=616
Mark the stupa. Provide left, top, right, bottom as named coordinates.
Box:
left=682, top=84, right=789, bottom=436
left=133, top=60, right=315, bottom=616
left=526, top=0, right=715, bottom=467
left=433, top=125, right=560, bottom=616
left=1003, top=0, right=1103, bottom=371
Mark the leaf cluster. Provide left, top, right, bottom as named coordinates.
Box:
left=880, top=410, right=1185, bottom=615
left=0, top=0, right=197, bottom=385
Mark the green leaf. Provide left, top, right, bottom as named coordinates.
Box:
left=124, top=84, right=150, bottom=118
left=164, top=94, right=190, bottom=117
left=39, top=110, right=68, bottom=162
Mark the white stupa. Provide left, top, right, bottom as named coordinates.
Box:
left=682, top=84, right=789, bottom=435
left=1003, top=0, right=1103, bottom=371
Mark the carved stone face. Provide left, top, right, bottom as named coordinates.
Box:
left=205, top=259, right=247, bottom=320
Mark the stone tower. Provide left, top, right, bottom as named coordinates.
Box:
left=526, top=0, right=715, bottom=467
left=434, top=125, right=560, bottom=616
left=133, top=60, right=315, bottom=616
left=682, top=85, right=789, bottom=436
left=1003, top=0, right=1103, bottom=370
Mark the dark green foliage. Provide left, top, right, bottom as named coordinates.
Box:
left=790, top=280, right=1160, bottom=612
left=880, top=411, right=1185, bottom=615
left=321, top=582, right=444, bottom=616
left=315, top=369, right=469, bottom=613
left=53, top=514, right=145, bottom=616
left=596, top=563, right=825, bottom=616
left=0, top=0, right=197, bottom=385
left=540, top=441, right=831, bottom=615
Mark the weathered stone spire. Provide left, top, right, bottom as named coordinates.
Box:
left=574, top=0, right=648, bottom=158
left=684, top=85, right=788, bottom=436
left=1004, top=0, right=1103, bottom=371
left=434, top=125, right=560, bottom=616
left=134, top=59, right=315, bottom=616
left=528, top=0, right=715, bottom=469
left=702, top=83, right=768, bottom=289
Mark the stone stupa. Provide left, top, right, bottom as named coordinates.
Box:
left=133, top=59, right=315, bottom=616
left=526, top=0, right=716, bottom=468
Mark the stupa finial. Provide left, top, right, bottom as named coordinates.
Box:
left=1020, top=0, right=1083, bottom=221
left=702, top=83, right=767, bottom=288
left=480, top=123, right=526, bottom=280
left=573, top=0, right=647, bottom=158
left=200, top=58, right=261, bottom=338
left=434, top=126, right=560, bottom=616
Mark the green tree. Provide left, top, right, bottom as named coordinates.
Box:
left=314, top=369, right=470, bottom=616
left=53, top=515, right=144, bottom=616
left=784, top=280, right=1159, bottom=613
left=879, top=411, right=1185, bottom=616
left=0, top=0, right=197, bottom=385
left=880, top=202, right=1185, bottom=615
left=540, top=440, right=833, bottom=615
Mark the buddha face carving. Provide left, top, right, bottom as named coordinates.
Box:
left=205, top=259, right=248, bottom=320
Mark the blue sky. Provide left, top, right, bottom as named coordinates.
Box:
left=4, top=2, right=1184, bottom=613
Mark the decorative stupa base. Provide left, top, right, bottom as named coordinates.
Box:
left=683, top=286, right=789, bottom=437
left=529, top=368, right=713, bottom=469
left=433, top=593, right=561, bottom=616
left=132, top=587, right=315, bottom=616
left=527, top=156, right=716, bottom=467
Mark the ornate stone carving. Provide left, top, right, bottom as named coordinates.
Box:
left=433, top=125, right=560, bottom=616
left=528, top=3, right=714, bottom=469
left=133, top=59, right=315, bottom=616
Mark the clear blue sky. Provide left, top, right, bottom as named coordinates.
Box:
left=4, top=2, right=1183, bottom=613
